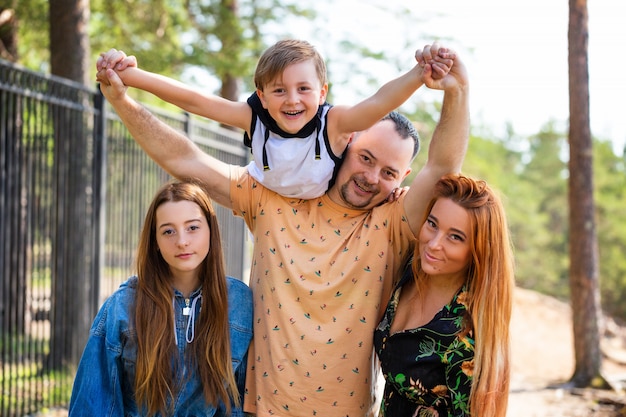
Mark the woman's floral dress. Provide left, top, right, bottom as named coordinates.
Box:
left=374, top=270, right=474, bottom=417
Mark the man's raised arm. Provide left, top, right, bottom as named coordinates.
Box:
left=99, top=67, right=236, bottom=209
left=403, top=50, right=470, bottom=234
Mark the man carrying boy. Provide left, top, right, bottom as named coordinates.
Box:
left=98, top=39, right=453, bottom=199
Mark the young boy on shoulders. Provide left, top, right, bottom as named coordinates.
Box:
left=98, top=39, right=453, bottom=198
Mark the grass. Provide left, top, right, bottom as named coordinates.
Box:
left=1, top=333, right=72, bottom=415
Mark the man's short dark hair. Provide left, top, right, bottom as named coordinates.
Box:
left=381, top=111, right=420, bottom=159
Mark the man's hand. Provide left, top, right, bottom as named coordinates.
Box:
left=97, top=65, right=128, bottom=102
left=95, top=49, right=137, bottom=85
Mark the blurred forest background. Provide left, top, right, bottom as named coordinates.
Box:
left=2, top=0, right=625, bottom=321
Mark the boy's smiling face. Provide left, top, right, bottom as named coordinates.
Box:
left=257, top=59, right=328, bottom=134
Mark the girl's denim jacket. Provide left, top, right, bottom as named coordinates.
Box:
left=68, top=276, right=253, bottom=417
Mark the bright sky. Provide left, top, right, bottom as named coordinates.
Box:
left=296, top=0, right=626, bottom=153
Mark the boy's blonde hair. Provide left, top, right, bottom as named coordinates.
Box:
left=254, top=39, right=327, bottom=91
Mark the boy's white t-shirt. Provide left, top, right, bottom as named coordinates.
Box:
left=245, top=98, right=343, bottom=199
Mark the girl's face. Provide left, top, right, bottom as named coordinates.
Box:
left=418, top=198, right=472, bottom=280
left=257, top=59, right=328, bottom=134
left=155, top=200, right=210, bottom=284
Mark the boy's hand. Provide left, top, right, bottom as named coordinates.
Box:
left=415, top=43, right=463, bottom=90
left=385, top=186, right=409, bottom=203
left=415, top=43, right=455, bottom=82
left=96, top=49, right=137, bottom=84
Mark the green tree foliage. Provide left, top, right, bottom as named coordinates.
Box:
left=183, top=0, right=315, bottom=92
left=463, top=126, right=570, bottom=298
left=89, top=0, right=190, bottom=76
left=10, top=0, right=314, bottom=90
left=459, top=123, right=626, bottom=322
left=516, top=124, right=570, bottom=297
left=593, top=140, right=626, bottom=319
left=5, top=0, right=48, bottom=69
left=8, top=0, right=188, bottom=73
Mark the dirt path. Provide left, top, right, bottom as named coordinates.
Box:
left=508, top=287, right=626, bottom=416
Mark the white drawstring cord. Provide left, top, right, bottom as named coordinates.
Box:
left=186, top=294, right=201, bottom=343
left=172, top=292, right=202, bottom=345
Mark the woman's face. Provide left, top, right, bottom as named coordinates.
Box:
left=155, top=200, right=211, bottom=281
left=418, top=198, right=472, bottom=279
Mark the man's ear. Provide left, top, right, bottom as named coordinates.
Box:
left=401, top=167, right=412, bottom=183
left=256, top=89, right=268, bottom=109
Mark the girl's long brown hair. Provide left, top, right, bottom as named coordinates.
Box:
left=133, top=179, right=238, bottom=415
left=412, top=174, right=514, bottom=417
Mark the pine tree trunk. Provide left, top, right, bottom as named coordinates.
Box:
left=48, top=0, right=96, bottom=370
left=567, top=0, right=603, bottom=388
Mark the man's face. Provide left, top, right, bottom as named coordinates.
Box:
left=328, top=120, right=413, bottom=210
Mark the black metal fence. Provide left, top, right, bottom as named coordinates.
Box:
left=0, top=58, right=249, bottom=416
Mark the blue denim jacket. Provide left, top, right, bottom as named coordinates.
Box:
left=68, top=276, right=253, bottom=417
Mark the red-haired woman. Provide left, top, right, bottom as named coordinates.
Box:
left=375, top=174, right=514, bottom=417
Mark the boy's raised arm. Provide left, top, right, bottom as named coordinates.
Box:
left=329, top=43, right=455, bottom=136
left=97, top=49, right=251, bottom=132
